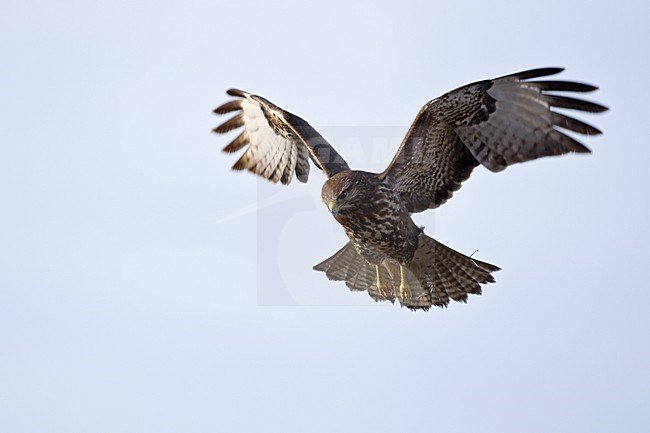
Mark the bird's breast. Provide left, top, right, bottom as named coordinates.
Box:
left=337, top=198, right=418, bottom=264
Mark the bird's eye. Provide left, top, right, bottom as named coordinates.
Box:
left=339, top=189, right=348, bottom=200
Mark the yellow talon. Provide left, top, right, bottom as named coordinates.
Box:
left=375, top=265, right=389, bottom=298
left=398, top=265, right=411, bottom=301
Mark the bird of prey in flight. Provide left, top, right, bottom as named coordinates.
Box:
left=213, top=68, right=607, bottom=311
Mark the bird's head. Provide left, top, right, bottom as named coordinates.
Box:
left=321, top=171, right=367, bottom=219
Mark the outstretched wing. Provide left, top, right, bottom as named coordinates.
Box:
left=213, top=89, right=349, bottom=184
left=380, top=68, right=608, bottom=213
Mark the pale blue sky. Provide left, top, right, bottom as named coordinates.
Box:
left=1, top=1, right=649, bottom=432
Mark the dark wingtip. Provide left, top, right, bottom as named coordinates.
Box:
left=496, top=67, right=565, bottom=81
left=515, top=67, right=565, bottom=80
left=551, top=112, right=603, bottom=136
left=569, top=141, right=593, bottom=153
left=213, top=113, right=244, bottom=134
left=226, top=88, right=247, bottom=97
left=221, top=131, right=249, bottom=153
left=533, top=81, right=600, bottom=93
left=231, top=154, right=248, bottom=171
left=213, top=99, right=242, bottom=115
left=545, top=95, right=608, bottom=114
left=593, top=103, right=609, bottom=113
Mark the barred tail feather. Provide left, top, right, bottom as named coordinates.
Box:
left=406, top=234, right=500, bottom=309
left=313, top=243, right=395, bottom=303
left=313, top=235, right=500, bottom=311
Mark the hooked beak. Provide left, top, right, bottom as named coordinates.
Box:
left=327, top=200, right=339, bottom=217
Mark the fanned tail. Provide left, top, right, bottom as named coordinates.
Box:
left=405, top=234, right=500, bottom=309
left=313, top=242, right=396, bottom=303
left=313, top=234, right=500, bottom=311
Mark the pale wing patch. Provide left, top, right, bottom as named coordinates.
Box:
left=213, top=90, right=310, bottom=185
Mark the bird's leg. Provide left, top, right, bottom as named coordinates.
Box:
left=398, top=265, right=411, bottom=301
left=375, top=265, right=389, bottom=298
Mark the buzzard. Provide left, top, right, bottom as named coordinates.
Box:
left=213, top=68, right=607, bottom=310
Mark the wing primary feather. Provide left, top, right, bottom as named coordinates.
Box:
left=213, top=99, right=243, bottom=115
left=226, top=88, right=247, bottom=97
left=531, top=81, right=599, bottom=93
left=503, top=67, right=564, bottom=80
left=213, top=113, right=245, bottom=134
left=548, top=128, right=592, bottom=153
left=545, top=95, right=608, bottom=113
left=222, top=131, right=249, bottom=153
left=231, top=152, right=249, bottom=171
left=550, top=112, right=603, bottom=135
